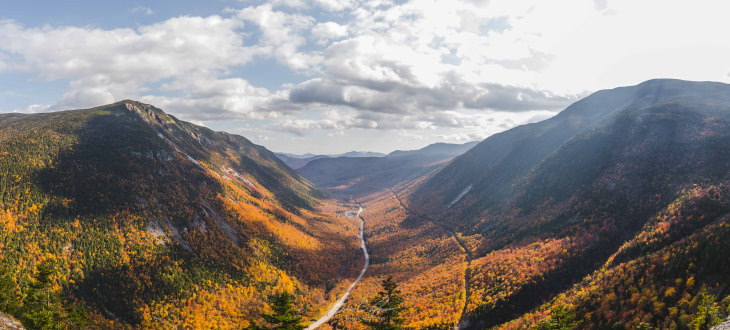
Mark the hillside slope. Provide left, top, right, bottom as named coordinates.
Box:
left=0, top=101, right=362, bottom=328
left=397, top=79, right=730, bottom=328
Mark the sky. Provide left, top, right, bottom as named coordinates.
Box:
left=1, top=0, right=730, bottom=154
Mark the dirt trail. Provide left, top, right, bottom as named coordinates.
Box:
left=389, top=189, right=473, bottom=329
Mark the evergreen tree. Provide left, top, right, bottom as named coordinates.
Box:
left=361, top=276, right=407, bottom=330
left=0, top=266, right=20, bottom=314
left=22, top=260, right=64, bottom=330
left=250, top=292, right=305, bottom=330
left=536, top=305, right=582, bottom=330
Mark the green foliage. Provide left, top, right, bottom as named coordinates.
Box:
left=250, top=292, right=305, bottom=330
left=536, top=305, right=582, bottom=330
left=21, top=260, right=64, bottom=330
left=0, top=266, right=20, bottom=314
left=361, top=276, right=408, bottom=330
left=689, top=290, right=724, bottom=330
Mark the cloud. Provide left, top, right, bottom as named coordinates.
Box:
left=289, top=76, right=576, bottom=114
left=0, top=16, right=255, bottom=112
left=51, top=87, right=116, bottom=111
left=313, top=0, right=354, bottom=11
left=311, top=22, right=348, bottom=44
left=140, top=76, right=291, bottom=120
left=12, top=104, right=52, bottom=114
left=130, top=6, right=155, bottom=15
left=236, top=5, right=320, bottom=71
left=4, top=0, right=730, bottom=154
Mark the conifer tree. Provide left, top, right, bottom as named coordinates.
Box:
left=536, top=305, right=582, bottom=330
left=22, top=260, right=64, bottom=330
left=251, top=292, right=305, bottom=330
left=361, top=276, right=407, bottom=330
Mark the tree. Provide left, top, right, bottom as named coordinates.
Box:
left=251, top=292, right=305, bottom=330
left=690, top=290, right=724, bottom=330
left=22, top=260, right=64, bottom=330
left=0, top=266, right=20, bottom=314
left=361, top=276, right=407, bottom=330
left=536, top=305, right=582, bottom=330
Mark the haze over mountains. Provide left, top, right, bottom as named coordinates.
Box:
left=1, top=79, right=730, bottom=329
left=297, top=141, right=478, bottom=198
left=275, top=151, right=386, bottom=170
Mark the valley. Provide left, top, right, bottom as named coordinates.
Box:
left=294, top=79, right=730, bottom=329
left=2, top=79, right=730, bottom=329
left=307, top=206, right=369, bottom=329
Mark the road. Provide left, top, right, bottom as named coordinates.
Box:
left=306, top=206, right=370, bottom=329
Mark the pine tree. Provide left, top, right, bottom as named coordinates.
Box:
left=250, top=292, right=305, bottom=330
left=361, top=276, right=407, bottom=330
left=22, top=260, right=64, bottom=330
left=0, top=266, right=20, bottom=314
left=536, top=305, right=582, bottom=330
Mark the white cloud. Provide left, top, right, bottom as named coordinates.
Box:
left=311, top=22, right=348, bottom=44
left=313, top=0, right=354, bottom=11
left=52, top=87, right=116, bottom=110
left=3, top=0, right=730, bottom=153
left=236, top=5, right=321, bottom=71
left=130, top=6, right=155, bottom=15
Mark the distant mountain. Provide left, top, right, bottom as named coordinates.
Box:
left=298, top=141, right=478, bottom=198
left=387, top=141, right=479, bottom=158
left=338, top=151, right=386, bottom=158
left=0, top=101, right=362, bottom=328
left=404, top=79, right=730, bottom=328
left=275, top=151, right=385, bottom=169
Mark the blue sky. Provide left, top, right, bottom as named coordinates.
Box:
left=1, top=0, right=729, bottom=154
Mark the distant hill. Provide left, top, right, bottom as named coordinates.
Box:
left=0, top=101, right=362, bottom=328
left=275, top=151, right=385, bottom=169
left=298, top=141, right=478, bottom=198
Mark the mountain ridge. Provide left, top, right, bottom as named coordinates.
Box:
left=0, top=100, right=363, bottom=328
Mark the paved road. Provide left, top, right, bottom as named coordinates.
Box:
left=306, top=206, right=370, bottom=329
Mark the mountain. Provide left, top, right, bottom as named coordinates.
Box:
left=275, top=153, right=330, bottom=169
left=337, top=151, right=386, bottom=158
left=0, top=101, right=363, bottom=328
left=400, top=79, right=730, bottom=328
left=298, top=141, right=478, bottom=198
left=275, top=151, right=386, bottom=170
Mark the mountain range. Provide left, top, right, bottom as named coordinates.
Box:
left=298, top=141, right=478, bottom=198
left=275, top=151, right=386, bottom=169
left=1, top=79, right=729, bottom=329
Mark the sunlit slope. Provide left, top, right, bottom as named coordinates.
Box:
left=404, top=79, right=730, bottom=328
left=0, top=101, right=362, bottom=328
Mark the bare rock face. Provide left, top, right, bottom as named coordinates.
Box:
left=0, top=312, right=24, bottom=329
left=712, top=318, right=730, bottom=330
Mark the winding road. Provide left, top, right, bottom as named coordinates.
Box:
left=306, top=206, right=370, bottom=329
left=388, top=189, right=473, bottom=329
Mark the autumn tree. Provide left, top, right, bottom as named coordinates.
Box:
left=690, top=290, right=724, bottom=330
left=361, top=276, right=408, bottom=330
left=251, top=292, right=305, bottom=330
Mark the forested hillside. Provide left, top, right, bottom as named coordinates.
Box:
left=373, top=79, right=730, bottom=329
left=0, top=101, right=363, bottom=328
